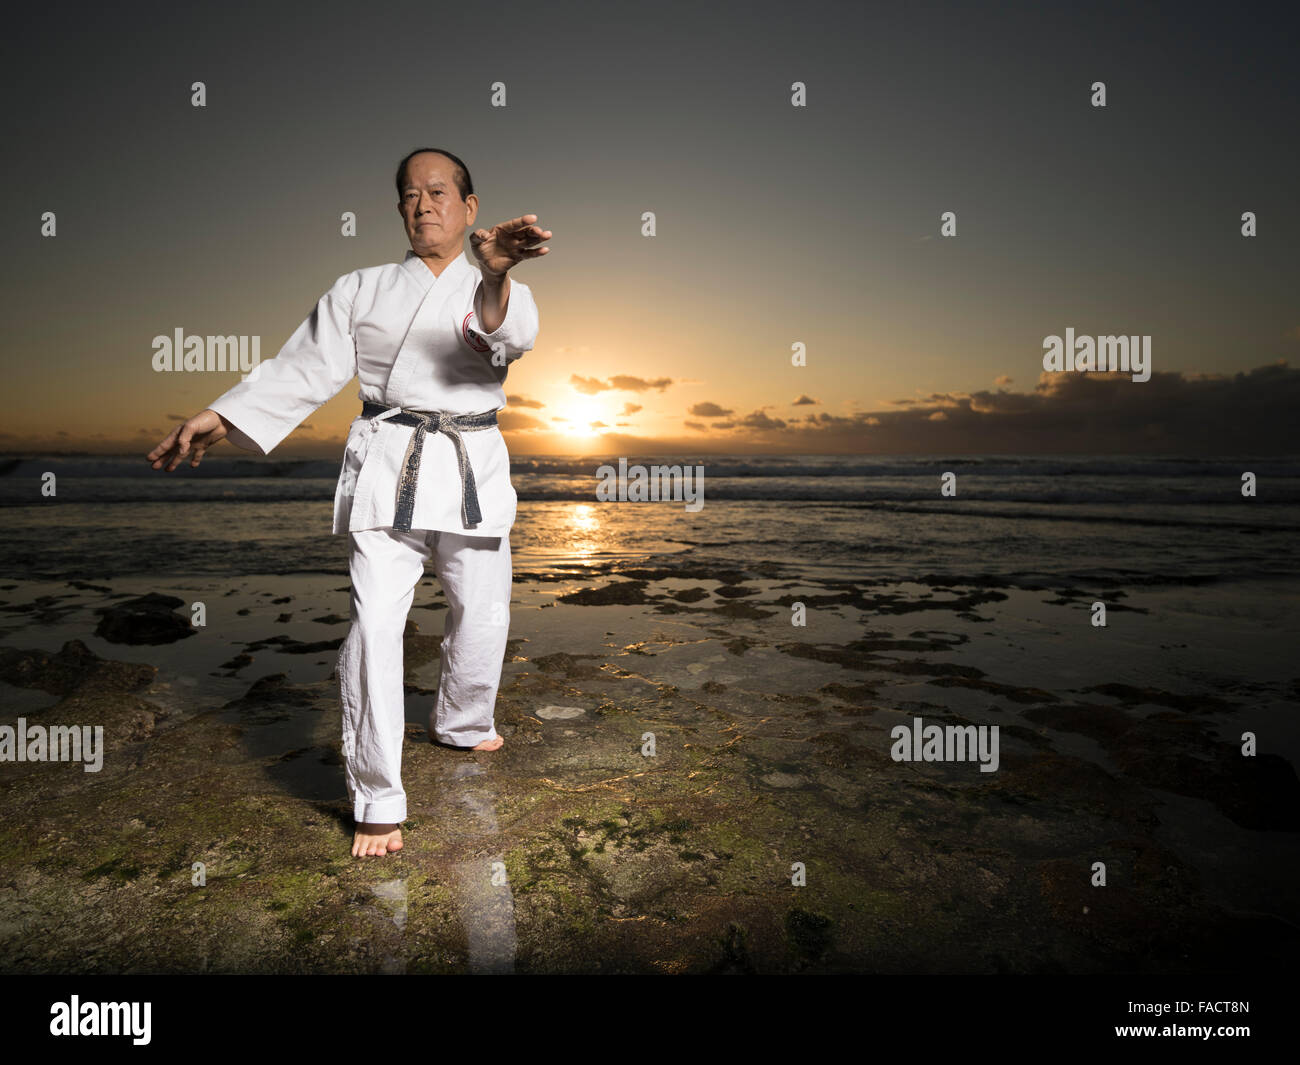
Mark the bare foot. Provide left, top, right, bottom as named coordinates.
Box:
left=426, top=730, right=504, bottom=751
left=353, top=822, right=403, bottom=857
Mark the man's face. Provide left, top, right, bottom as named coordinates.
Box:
left=398, top=152, right=478, bottom=256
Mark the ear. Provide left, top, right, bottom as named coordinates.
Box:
left=465, top=193, right=479, bottom=227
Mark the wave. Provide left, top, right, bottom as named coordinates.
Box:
left=3, top=454, right=1300, bottom=510
left=4, top=454, right=1300, bottom=481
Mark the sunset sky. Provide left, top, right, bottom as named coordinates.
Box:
left=3, top=1, right=1296, bottom=457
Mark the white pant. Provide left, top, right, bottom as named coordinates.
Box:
left=337, top=527, right=512, bottom=824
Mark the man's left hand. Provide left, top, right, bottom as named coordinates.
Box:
left=470, top=214, right=552, bottom=277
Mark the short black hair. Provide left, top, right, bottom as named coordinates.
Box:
left=395, top=148, right=473, bottom=202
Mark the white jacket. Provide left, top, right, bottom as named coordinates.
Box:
left=206, top=249, right=539, bottom=535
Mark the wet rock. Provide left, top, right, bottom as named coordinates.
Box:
left=819, top=681, right=878, bottom=702
left=558, top=580, right=651, bottom=606
left=1023, top=704, right=1300, bottom=830
left=1082, top=683, right=1233, bottom=715
left=711, top=601, right=777, bottom=620
left=0, top=641, right=167, bottom=755
left=531, top=652, right=604, bottom=679
left=403, top=633, right=442, bottom=674
left=225, top=673, right=322, bottom=711
left=0, top=594, right=84, bottom=625
left=929, top=676, right=1059, bottom=704
left=243, top=635, right=343, bottom=655
left=987, top=749, right=1158, bottom=825
left=870, top=588, right=1009, bottom=615
left=536, top=705, right=587, bottom=720
left=778, top=639, right=986, bottom=677
left=714, top=585, right=758, bottom=599
left=94, top=593, right=194, bottom=645
left=0, top=639, right=155, bottom=696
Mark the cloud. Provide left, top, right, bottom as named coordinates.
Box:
left=507, top=394, right=545, bottom=409
left=609, top=375, right=673, bottom=392
left=759, top=361, right=1300, bottom=453
left=570, top=374, right=608, bottom=395
left=740, top=410, right=788, bottom=430
left=570, top=374, right=674, bottom=394
left=505, top=362, right=1296, bottom=455
left=994, top=375, right=1013, bottom=386
left=689, top=401, right=733, bottom=417
left=792, top=394, right=818, bottom=406
left=621, top=402, right=642, bottom=415
left=590, top=420, right=610, bottom=429
left=968, top=389, right=1036, bottom=414
left=805, top=411, right=857, bottom=426
left=701, top=409, right=789, bottom=431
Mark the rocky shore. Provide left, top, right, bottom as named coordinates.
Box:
left=0, top=564, right=1296, bottom=973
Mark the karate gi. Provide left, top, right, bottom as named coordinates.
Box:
left=206, top=249, right=539, bottom=824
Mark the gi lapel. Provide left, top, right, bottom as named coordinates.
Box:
left=383, top=250, right=471, bottom=406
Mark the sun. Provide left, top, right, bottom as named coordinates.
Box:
left=558, top=394, right=607, bottom=436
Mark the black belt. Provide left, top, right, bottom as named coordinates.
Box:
left=360, top=401, right=499, bottom=532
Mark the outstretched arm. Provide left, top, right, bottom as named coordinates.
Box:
left=147, top=409, right=232, bottom=472
left=144, top=271, right=361, bottom=470
left=470, top=214, right=551, bottom=332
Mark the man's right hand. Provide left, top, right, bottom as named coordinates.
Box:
left=147, top=409, right=231, bottom=471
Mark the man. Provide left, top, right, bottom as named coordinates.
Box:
left=147, top=148, right=550, bottom=859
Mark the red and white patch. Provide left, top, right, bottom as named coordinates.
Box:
left=462, top=311, right=491, bottom=353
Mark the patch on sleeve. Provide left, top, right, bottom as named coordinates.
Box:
left=462, top=311, right=491, bottom=353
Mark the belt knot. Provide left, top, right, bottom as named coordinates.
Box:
left=360, top=401, right=498, bottom=532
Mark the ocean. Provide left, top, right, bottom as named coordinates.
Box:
left=1, top=453, right=1298, bottom=587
